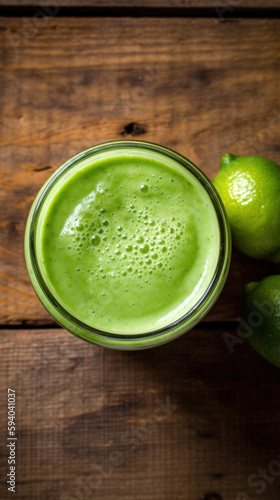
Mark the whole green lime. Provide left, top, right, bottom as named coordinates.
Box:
left=241, top=275, right=280, bottom=368
left=213, top=154, right=280, bottom=261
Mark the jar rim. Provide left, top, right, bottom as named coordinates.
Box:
left=25, top=140, right=231, bottom=349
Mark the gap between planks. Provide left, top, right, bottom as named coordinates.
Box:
left=0, top=321, right=239, bottom=331
left=0, top=6, right=280, bottom=18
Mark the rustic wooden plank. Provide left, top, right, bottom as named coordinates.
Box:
left=1, top=327, right=280, bottom=499
left=0, top=0, right=279, bottom=8
left=1, top=17, right=280, bottom=325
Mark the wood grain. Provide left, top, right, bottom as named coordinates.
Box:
left=1, top=327, right=280, bottom=500
left=1, top=17, right=280, bottom=325
left=1, top=0, right=280, bottom=8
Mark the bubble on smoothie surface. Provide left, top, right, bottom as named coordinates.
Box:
left=141, top=184, right=149, bottom=193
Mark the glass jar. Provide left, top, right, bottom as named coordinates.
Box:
left=25, top=141, right=231, bottom=349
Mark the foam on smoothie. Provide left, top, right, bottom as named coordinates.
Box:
left=39, top=150, right=220, bottom=334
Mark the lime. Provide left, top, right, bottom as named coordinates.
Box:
left=241, top=275, right=280, bottom=368
left=213, top=154, right=280, bottom=261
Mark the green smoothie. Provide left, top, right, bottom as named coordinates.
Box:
left=37, top=147, right=220, bottom=334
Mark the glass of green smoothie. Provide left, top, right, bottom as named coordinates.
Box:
left=25, top=141, right=231, bottom=349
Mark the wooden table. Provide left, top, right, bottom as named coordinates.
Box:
left=1, top=2, right=280, bottom=499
